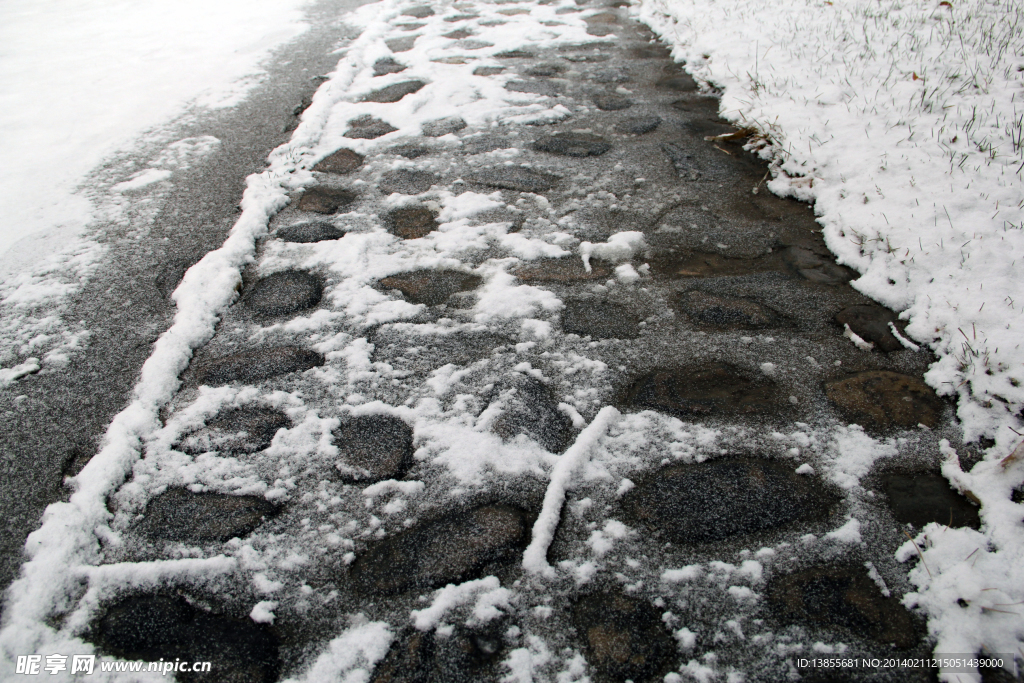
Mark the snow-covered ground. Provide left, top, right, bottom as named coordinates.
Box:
left=636, top=0, right=1024, bottom=673
left=0, top=0, right=312, bottom=381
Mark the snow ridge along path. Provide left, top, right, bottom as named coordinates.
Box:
left=0, top=0, right=1016, bottom=681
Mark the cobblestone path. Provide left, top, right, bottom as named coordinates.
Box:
left=16, top=0, right=991, bottom=681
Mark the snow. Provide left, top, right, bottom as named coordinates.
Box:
left=523, top=406, right=621, bottom=577
left=409, top=576, right=512, bottom=630
left=0, top=0, right=310, bottom=273
left=284, top=619, right=392, bottom=683
left=635, top=0, right=1024, bottom=673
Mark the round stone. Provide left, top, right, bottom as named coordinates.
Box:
left=383, top=206, right=439, bottom=239
left=311, top=148, right=364, bottom=174
left=624, top=363, right=778, bottom=416
left=137, top=488, right=279, bottom=543
left=334, top=414, right=415, bottom=483
left=296, top=187, right=358, bottom=214
left=835, top=305, right=903, bottom=352
left=572, top=591, right=676, bottom=682
left=244, top=271, right=323, bottom=317
left=676, top=290, right=782, bottom=329
left=621, top=458, right=838, bottom=544
left=469, top=167, right=558, bottom=192
left=178, top=406, right=290, bottom=455
left=593, top=93, right=633, bottom=110
left=372, top=57, right=407, bottom=76
left=379, top=169, right=439, bottom=195
left=193, top=346, right=325, bottom=385
left=345, top=115, right=398, bottom=139
left=489, top=374, right=574, bottom=452
left=422, top=116, right=467, bottom=137
left=614, top=115, right=661, bottom=134
left=532, top=132, right=610, bottom=157
left=824, top=371, right=943, bottom=429
left=379, top=270, right=482, bottom=306
left=276, top=221, right=346, bottom=243
left=362, top=80, right=427, bottom=103
left=351, top=505, right=530, bottom=594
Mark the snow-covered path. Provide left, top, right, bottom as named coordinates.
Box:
left=1, top=0, right=1021, bottom=681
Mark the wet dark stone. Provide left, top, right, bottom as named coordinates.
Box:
left=526, top=62, right=566, bottom=76
left=91, top=594, right=281, bottom=683
left=473, top=66, right=506, bottom=76
left=585, top=10, right=618, bottom=22
left=677, top=290, right=782, bottom=329
left=656, top=74, right=698, bottom=91
left=782, top=246, right=855, bottom=284
left=390, top=144, right=430, bottom=159
left=621, top=458, right=838, bottom=544
left=403, top=5, right=434, bottom=18
left=824, top=371, right=943, bottom=429
left=194, top=346, right=325, bottom=385
left=276, top=221, right=346, bottom=243
left=370, top=625, right=506, bottom=683
left=351, top=505, right=530, bottom=594
left=623, top=363, right=778, bottom=416
left=334, top=414, right=415, bottom=483
left=514, top=258, right=613, bottom=282
left=572, top=591, right=676, bottom=683
left=835, top=305, right=904, bottom=352
left=395, top=22, right=425, bottom=30
left=385, top=36, right=419, bottom=53
left=311, top=148, right=364, bottom=174
left=563, top=299, right=641, bottom=339
left=649, top=250, right=780, bottom=279
left=505, top=80, right=560, bottom=96
left=532, top=132, right=610, bottom=157
left=469, top=167, right=558, bottom=192
left=422, top=116, right=467, bottom=137
left=445, top=13, right=479, bottom=21
left=629, top=44, right=671, bottom=59
left=137, top=488, right=279, bottom=543
left=768, top=564, right=921, bottom=648
left=497, top=7, right=530, bottom=14
left=490, top=374, right=574, bottom=452
left=379, top=169, right=439, bottom=195
left=463, top=134, right=512, bottom=153
left=345, top=115, right=399, bottom=139
left=495, top=49, right=535, bottom=58
left=586, top=24, right=615, bottom=36
left=380, top=270, right=483, bottom=306
left=882, top=472, right=981, bottom=529
left=593, top=93, right=633, bottom=110
left=443, top=28, right=475, bottom=39
left=383, top=206, right=439, bottom=239
left=243, top=271, right=323, bottom=317
left=373, top=57, right=408, bottom=76
left=363, top=80, right=427, bottom=103
left=179, top=407, right=291, bottom=455
left=297, top=186, right=358, bottom=214
left=660, top=142, right=701, bottom=180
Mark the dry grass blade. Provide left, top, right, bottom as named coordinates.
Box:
left=904, top=529, right=933, bottom=578
left=1000, top=441, right=1024, bottom=469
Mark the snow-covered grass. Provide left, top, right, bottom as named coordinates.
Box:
left=635, top=0, right=1024, bottom=675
